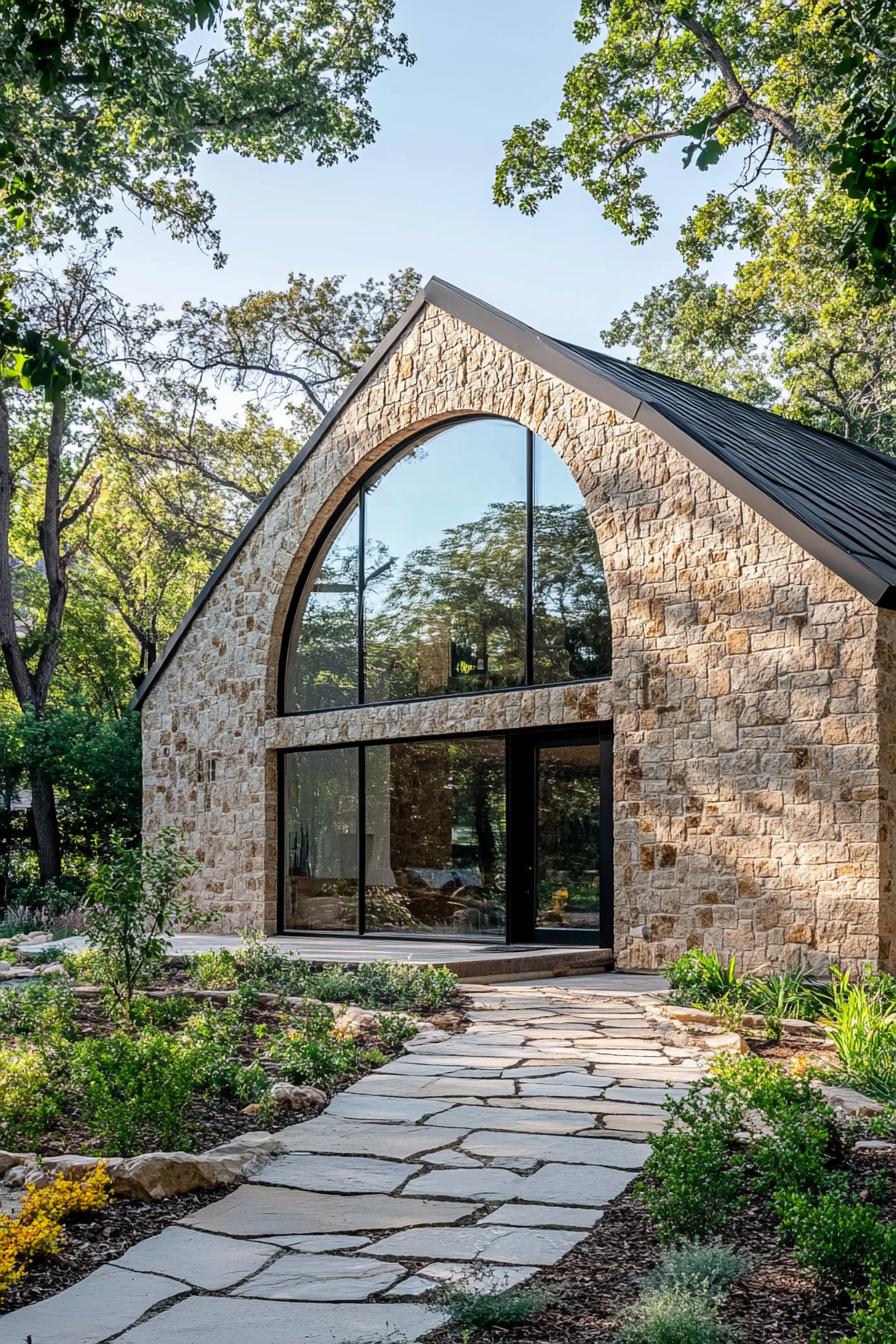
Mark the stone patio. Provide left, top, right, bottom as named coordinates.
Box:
left=0, top=974, right=697, bottom=1344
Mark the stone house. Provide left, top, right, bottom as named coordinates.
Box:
left=135, top=279, right=896, bottom=972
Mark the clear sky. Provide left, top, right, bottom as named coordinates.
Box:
left=106, top=1, right=735, bottom=347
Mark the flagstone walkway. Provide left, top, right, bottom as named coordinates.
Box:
left=0, top=975, right=702, bottom=1344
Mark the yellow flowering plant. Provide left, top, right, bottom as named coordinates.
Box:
left=0, top=1164, right=110, bottom=1297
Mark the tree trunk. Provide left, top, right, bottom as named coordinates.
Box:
left=28, top=765, right=62, bottom=885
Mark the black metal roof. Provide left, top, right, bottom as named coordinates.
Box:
left=558, top=339, right=896, bottom=601
left=132, top=277, right=896, bottom=709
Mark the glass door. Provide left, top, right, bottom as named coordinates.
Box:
left=508, top=725, right=612, bottom=946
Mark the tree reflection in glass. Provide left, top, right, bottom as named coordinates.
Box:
left=363, top=421, right=527, bottom=701
left=283, top=502, right=359, bottom=712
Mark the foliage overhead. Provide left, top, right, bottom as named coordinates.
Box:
left=1, top=0, right=415, bottom=263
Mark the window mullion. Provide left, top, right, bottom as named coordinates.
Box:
left=525, top=428, right=535, bottom=685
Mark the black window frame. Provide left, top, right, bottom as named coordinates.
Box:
left=278, top=415, right=611, bottom=717
left=277, top=722, right=614, bottom=946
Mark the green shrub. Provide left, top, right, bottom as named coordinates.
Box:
left=0, top=980, right=76, bottom=1040
left=0, top=1042, right=64, bottom=1146
left=642, top=1242, right=747, bottom=1299
left=443, top=1285, right=548, bottom=1330
left=620, top=1286, right=727, bottom=1344
left=845, top=1275, right=896, bottom=1343
left=188, top=948, right=239, bottom=990
left=70, top=1029, right=197, bottom=1154
left=776, top=1188, right=896, bottom=1288
left=307, top=959, right=456, bottom=1012
left=375, top=1011, right=419, bottom=1052
left=128, top=993, right=195, bottom=1029
left=179, top=1001, right=249, bottom=1097
left=742, top=968, right=822, bottom=1024
left=61, top=946, right=109, bottom=985
left=665, top=949, right=742, bottom=1007
left=81, top=829, right=201, bottom=1014
left=267, top=1003, right=362, bottom=1091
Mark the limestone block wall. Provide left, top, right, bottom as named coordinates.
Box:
left=141, top=302, right=891, bottom=970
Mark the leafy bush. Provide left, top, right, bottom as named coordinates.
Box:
left=845, top=1275, right=896, bottom=1343
left=642, top=1242, right=747, bottom=1299
left=375, top=1011, right=419, bottom=1052
left=189, top=948, right=239, bottom=990
left=744, top=968, right=822, bottom=1024
left=0, top=1042, right=65, bottom=1146
left=307, top=959, right=456, bottom=1012
left=639, top=1055, right=838, bottom=1241
left=128, top=992, right=195, bottom=1030
left=620, top=1285, right=727, bottom=1344
left=267, top=1002, right=366, bottom=1092
left=81, top=829, right=201, bottom=1013
left=665, top=949, right=742, bottom=1007
left=0, top=980, right=76, bottom=1040
left=637, top=1079, right=748, bottom=1241
left=61, top=946, right=109, bottom=985
left=0, top=1165, right=110, bottom=1298
left=776, top=1188, right=896, bottom=1288
left=443, top=1285, right=548, bottom=1329
left=70, top=1029, right=197, bottom=1154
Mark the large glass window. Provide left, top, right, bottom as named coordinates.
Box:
left=282, top=748, right=359, bottom=931
left=281, top=418, right=610, bottom=713
left=364, top=421, right=526, bottom=701
left=366, top=738, right=506, bottom=937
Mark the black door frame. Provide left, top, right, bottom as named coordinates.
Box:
left=277, top=721, right=613, bottom=947
left=506, top=722, right=613, bottom=947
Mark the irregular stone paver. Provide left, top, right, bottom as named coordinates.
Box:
left=324, top=1094, right=455, bottom=1123
left=367, top=1224, right=587, bottom=1265
left=116, top=1299, right=443, bottom=1343
left=0, top=974, right=699, bottom=1343
left=402, top=1166, right=525, bottom=1202
left=260, top=1234, right=371, bottom=1251
left=276, top=1118, right=465, bottom=1157
left=387, top=1261, right=538, bottom=1298
left=248, top=1153, right=420, bottom=1194
left=461, top=1131, right=652, bottom=1168
left=481, top=1204, right=603, bottom=1228
left=518, top=1162, right=634, bottom=1207
left=425, top=1104, right=597, bottom=1133
left=423, top=1148, right=483, bottom=1167
left=182, top=1187, right=480, bottom=1236
left=113, top=1227, right=275, bottom=1290
left=0, top=1266, right=184, bottom=1344
left=234, top=1253, right=403, bottom=1301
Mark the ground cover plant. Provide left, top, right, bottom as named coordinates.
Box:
left=0, top=1167, right=110, bottom=1300
left=665, top=949, right=896, bottom=1103
left=636, top=1053, right=896, bottom=1343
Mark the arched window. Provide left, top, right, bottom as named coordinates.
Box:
left=281, top=418, right=610, bottom=712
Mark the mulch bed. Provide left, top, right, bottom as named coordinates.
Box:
left=429, top=1189, right=857, bottom=1344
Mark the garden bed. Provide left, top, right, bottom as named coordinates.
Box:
left=0, top=937, right=468, bottom=1314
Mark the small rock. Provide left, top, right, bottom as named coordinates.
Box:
left=0, top=1150, right=34, bottom=1179
left=330, top=1004, right=380, bottom=1037
left=661, top=1005, right=720, bottom=1026
left=698, top=1031, right=748, bottom=1054
left=35, top=962, right=66, bottom=977
left=854, top=1140, right=896, bottom=1154
left=815, top=1084, right=884, bottom=1117
left=269, top=1082, right=327, bottom=1111
left=241, top=1103, right=265, bottom=1115
left=0, top=960, right=11, bottom=972
left=781, top=1018, right=827, bottom=1037
left=0, top=966, right=36, bottom=981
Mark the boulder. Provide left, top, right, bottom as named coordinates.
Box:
left=815, top=1084, right=884, bottom=1118
left=269, top=1082, right=327, bottom=1111
left=0, top=965, right=36, bottom=981
left=35, top=962, right=67, bottom=977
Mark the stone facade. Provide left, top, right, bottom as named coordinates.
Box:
left=141, top=302, right=895, bottom=971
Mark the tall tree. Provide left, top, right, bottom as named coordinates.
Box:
left=494, top=3, right=896, bottom=453
left=1, top=0, right=415, bottom=262
left=167, top=268, right=422, bottom=428
left=0, top=254, right=146, bottom=879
